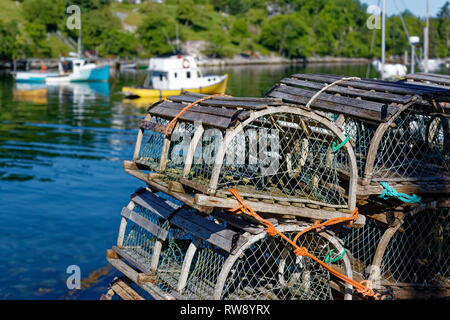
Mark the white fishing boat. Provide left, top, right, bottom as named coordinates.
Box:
left=45, top=57, right=109, bottom=84
left=121, top=55, right=228, bottom=100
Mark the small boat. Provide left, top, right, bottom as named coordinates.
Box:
left=45, top=57, right=109, bottom=84
left=121, top=55, right=228, bottom=99
left=14, top=69, right=59, bottom=83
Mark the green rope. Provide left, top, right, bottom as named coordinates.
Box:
left=324, top=248, right=346, bottom=263
left=378, top=181, right=422, bottom=204
left=332, top=135, right=349, bottom=152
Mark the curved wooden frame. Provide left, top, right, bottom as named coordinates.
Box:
left=200, top=106, right=359, bottom=211
left=210, top=224, right=353, bottom=300
left=362, top=100, right=448, bottom=185
left=368, top=199, right=449, bottom=290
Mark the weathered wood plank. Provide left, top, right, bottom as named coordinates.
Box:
left=106, top=254, right=175, bottom=300
left=176, top=91, right=283, bottom=104
left=111, top=280, right=145, bottom=300
left=169, top=96, right=270, bottom=110
left=210, top=210, right=265, bottom=234
left=194, top=194, right=366, bottom=225
left=121, top=207, right=169, bottom=241
left=291, top=73, right=444, bottom=95
left=405, top=73, right=450, bottom=86
left=269, top=90, right=388, bottom=122
left=169, top=208, right=249, bottom=253
left=139, top=120, right=167, bottom=134
left=157, top=100, right=249, bottom=119
left=280, top=78, right=413, bottom=104
left=148, top=104, right=233, bottom=129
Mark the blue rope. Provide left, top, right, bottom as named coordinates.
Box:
left=378, top=182, right=422, bottom=204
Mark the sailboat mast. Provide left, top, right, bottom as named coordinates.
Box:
left=77, top=20, right=82, bottom=58
left=424, top=0, right=429, bottom=72
left=381, top=0, right=386, bottom=78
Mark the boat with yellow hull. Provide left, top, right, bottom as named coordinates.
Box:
left=122, top=73, right=228, bottom=100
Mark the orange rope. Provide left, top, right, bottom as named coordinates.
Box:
left=227, top=188, right=381, bottom=300
left=164, top=93, right=231, bottom=136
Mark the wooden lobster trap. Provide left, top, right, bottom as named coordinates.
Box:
left=106, top=187, right=354, bottom=300
left=340, top=197, right=449, bottom=299
left=266, top=73, right=450, bottom=198
left=123, top=91, right=365, bottom=225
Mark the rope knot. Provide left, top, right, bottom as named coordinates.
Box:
left=265, top=224, right=278, bottom=237
left=344, top=207, right=359, bottom=227
left=293, top=247, right=309, bottom=256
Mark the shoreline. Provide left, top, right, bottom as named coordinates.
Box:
left=1, top=56, right=373, bottom=70
left=2, top=55, right=449, bottom=71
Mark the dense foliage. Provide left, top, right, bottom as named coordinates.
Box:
left=0, top=0, right=448, bottom=60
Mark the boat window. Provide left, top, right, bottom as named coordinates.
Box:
left=186, top=71, right=191, bottom=78
left=174, top=72, right=177, bottom=78
left=151, top=71, right=168, bottom=81
left=197, top=71, right=201, bottom=78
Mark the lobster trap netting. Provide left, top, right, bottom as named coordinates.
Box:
left=218, top=230, right=348, bottom=300
left=340, top=220, right=386, bottom=281
left=340, top=118, right=377, bottom=178
left=121, top=203, right=195, bottom=294
left=185, top=112, right=352, bottom=208
left=371, top=109, right=449, bottom=181
left=181, top=240, right=230, bottom=300
left=136, top=117, right=170, bottom=171
left=378, top=207, right=449, bottom=288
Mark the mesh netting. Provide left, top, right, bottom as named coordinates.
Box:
left=121, top=204, right=194, bottom=293
left=379, top=207, right=449, bottom=287
left=219, top=231, right=347, bottom=300
left=341, top=220, right=386, bottom=280
left=341, top=118, right=377, bottom=178
left=372, top=109, right=449, bottom=181
left=183, top=113, right=351, bottom=207
left=182, top=240, right=230, bottom=300
left=136, top=117, right=169, bottom=171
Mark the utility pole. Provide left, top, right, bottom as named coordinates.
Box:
left=381, top=0, right=386, bottom=79
left=424, top=0, right=429, bottom=72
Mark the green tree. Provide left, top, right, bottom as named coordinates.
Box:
left=22, top=0, right=65, bottom=32
left=137, top=15, right=177, bottom=56
left=260, top=14, right=312, bottom=58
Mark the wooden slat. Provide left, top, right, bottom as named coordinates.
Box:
left=121, top=207, right=169, bottom=241
left=148, top=103, right=233, bottom=129
left=106, top=254, right=175, bottom=300
left=160, top=100, right=248, bottom=119
left=168, top=95, right=269, bottom=110
left=280, top=77, right=413, bottom=104
left=269, top=89, right=390, bottom=122
left=276, top=83, right=396, bottom=114
left=291, top=73, right=444, bottom=95
left=177, top=91, right=283, bottom=104
left=111, top=280, right=145, bottom=300
left=139, top=120, right=167, bottom=133
left=405, top=73, right=450, bottom=86
left=169, top=208, right=248, bottom=253
left=210, top=210, right=265, bottom=234
left=194, top=194, right=366, bottom=225
left=131, top=188, right=180, bottom=220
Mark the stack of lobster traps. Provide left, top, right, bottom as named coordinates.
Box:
left=105, top=72, right=449, bottom=300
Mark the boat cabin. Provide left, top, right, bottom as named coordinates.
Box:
left=143, top=55, right=220, bottom=90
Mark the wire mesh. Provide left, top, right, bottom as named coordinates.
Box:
left=341, top=220, right=386, bottom=281
left=185, top=112, right=351, bottom=207
left=182, top=240, right=230, bottom=300
left=121, top=204, right=194, bottom=293
left=379, top=207, right=449, bottom=288
left=219, top=231, right=346, bottom=300
left=136, top=117, right=169, bottom=171
left=372, top=109, right=449, bottom=181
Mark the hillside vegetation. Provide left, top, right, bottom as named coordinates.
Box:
left=0, top=0, right=449, bottom=61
